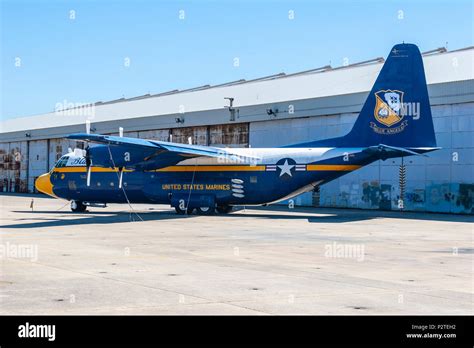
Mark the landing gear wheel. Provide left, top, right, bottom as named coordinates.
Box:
left=175, top=206, right=194, bottom=215
left=196, top=206, right=215, bottom=215
left=71, top=200, right=87, bottom=212
left=216, top=205, right=232, bottom=214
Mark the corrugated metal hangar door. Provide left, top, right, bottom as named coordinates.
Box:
left=28, top=140, right=48, bottom=192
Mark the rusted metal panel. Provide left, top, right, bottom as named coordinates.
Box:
left=0, top=143, right=9, bottom=192
left=104, top=131, right=138, bottom=138
left=28, top=140, right=48, bottom=192
left=171, top=126, right=208, bottom=145
left=123, top=131, right=138, bottom=138
left=0, top=142, right=28, bottom=192
left=209, top=123, right=248, bottom=147
left=9, top=141, right=27, bottom=192
left=138, top=129, right=170, bottom=141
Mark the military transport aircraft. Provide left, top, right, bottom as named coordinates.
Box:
left=35, top=43, right=439, bottom=214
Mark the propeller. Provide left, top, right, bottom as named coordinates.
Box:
left=85, top=120, right=92, bottom=187
left=85, top=145, right=92, bottom=187
left=118, top=167, right=124, bottom=189
left=117, top=127, right=124, bottom=188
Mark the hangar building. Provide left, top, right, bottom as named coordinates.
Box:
left=1, top=46, right=473, bottom=214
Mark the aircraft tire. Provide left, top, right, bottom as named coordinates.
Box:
left=216, top=205, right=232, bottom=214
left=71, top=200, right=87, bottom=213
left=196, top=206, right=215, bottom=215
left=175, top=206, right=194, bottom=215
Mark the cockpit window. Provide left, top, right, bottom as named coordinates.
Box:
left=55, top=156, right=69, bottom=168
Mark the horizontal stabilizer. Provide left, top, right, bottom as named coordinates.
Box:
left=363, top=144, right=440, bottom=160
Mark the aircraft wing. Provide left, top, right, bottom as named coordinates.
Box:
left=67, top=133, right=259, bottom=170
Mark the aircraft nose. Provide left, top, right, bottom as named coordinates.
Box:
left=35, top=173, right=56, bottom=197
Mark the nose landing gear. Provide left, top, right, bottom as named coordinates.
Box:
left=70, top=200, right=87, bottom=212
left=174, top=205, right=227, bottom=215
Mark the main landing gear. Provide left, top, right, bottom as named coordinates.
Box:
left=174, top=206, right=194, bottom=215
left=196, top=206, right=215, bottom=215
left=70, top=200, right=87, bottom=213
left=216, top=205, right=232, bottom=214
left=174, top=205, right=232, bottom=215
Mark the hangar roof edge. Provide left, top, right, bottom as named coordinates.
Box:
left=1, top=45, right=473, bottom=134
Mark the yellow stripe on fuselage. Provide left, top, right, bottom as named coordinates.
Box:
left=306, top=165, right=361, bottom=171
left=52, top=164, right=360, bottom=173
left=155, top=165, right=266, bottom=172
left=53, top=167, right=133, bottom=173
left=51, top=165, right=265, bottom=173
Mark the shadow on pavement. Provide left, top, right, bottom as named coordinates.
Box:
left=2, top=204, right=471, bottom=229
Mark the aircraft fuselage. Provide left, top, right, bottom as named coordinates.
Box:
left=42, top=147, right=374, bottom=207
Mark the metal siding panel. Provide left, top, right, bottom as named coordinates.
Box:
left=433, top=116, right=452, bottom=132
left=123, top=131, right=139, bottom=138
left=28, top=140, right=48, bottom=192
left=435, top=132, right=452, bottom=148
left=452, top=115, right=474, bottom=132
left=339, top=113, right=358, bottom=125
left=431, top=104, right=452, bottom=118
left=426, top=165, right=451, bottom=181
left=452, top=132, right=474, bottom=148
left=451, top=164, right=474, bottom=183
left=250, top=119, right=292, bottom=147
left=452, top=102, right=474, bottom=117
left=425, top=148, right=453, bottom=165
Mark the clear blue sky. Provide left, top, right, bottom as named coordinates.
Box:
left=1, top=0, right=473, bottom=120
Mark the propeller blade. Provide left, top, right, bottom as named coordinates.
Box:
left=86, top=166, right=91, bottom=187
left=84, top=120, right=92, bottom=187
left=84, top=146, right=91, bottom=167
left=118, top=168, right=123, bottom=189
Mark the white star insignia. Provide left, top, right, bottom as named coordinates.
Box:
left=278, top=159, right=295, bottom=177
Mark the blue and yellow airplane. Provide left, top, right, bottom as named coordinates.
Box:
left=35, top=44, right=439, bottom=214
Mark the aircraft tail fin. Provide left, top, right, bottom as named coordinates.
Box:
left=293, top=43, right=437, bottom=149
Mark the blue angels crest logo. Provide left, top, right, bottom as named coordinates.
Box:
left=374, top=90, right=404, bottom=126
left=371, top=90, right=408, bottom=134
